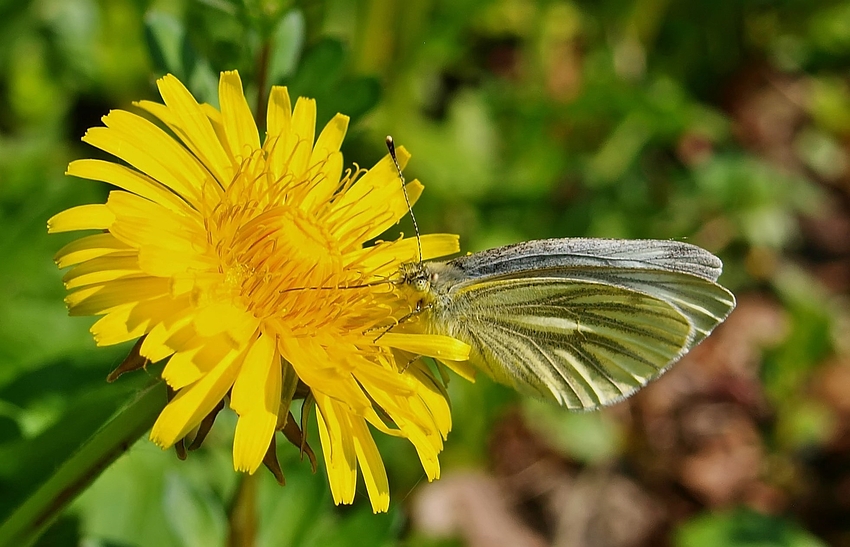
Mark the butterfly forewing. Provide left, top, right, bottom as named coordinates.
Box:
left=418, top=238, right=736, bottom=410
left=450, top=238, right=725, bottom=282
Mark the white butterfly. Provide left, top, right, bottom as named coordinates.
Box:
left=400, top=238, right=735, bottom=409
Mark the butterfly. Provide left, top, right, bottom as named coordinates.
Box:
left=385, top=136, right=735, bottom=410
left=399, top=238, right=735, bottom=409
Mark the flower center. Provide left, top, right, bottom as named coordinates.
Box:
left=204, top=154, right=380, bottom=335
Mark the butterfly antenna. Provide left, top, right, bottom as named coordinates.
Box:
left=386, top=135, right=422, bottom=264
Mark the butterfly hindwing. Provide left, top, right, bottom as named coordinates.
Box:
left=435, top=278, right=692, bottom=408
left=421, top=238, right=736, bottom=409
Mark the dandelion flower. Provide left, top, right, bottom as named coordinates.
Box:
left=49, top=70, right=470, bottom=512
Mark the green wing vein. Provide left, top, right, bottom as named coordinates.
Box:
left=436, top=278, right=721, bottom=409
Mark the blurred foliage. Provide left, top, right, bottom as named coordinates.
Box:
left=1, top=0, right=849, bottom=545
left=677, top=509, right=826, bottom=547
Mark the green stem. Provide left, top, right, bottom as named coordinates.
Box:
left=0, top=382, right=166, bottom=547
left=227, top=472, right=259, bottom=547
left=255, top=40, right=271, bottom=129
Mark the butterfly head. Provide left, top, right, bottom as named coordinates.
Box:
left=399, top=262, right=439, bottom=294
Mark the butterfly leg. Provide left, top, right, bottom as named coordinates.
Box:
left=370, top=299, right=432, bottom=342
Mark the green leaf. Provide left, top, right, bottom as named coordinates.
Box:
left=305, top=505, right=399, bottom=547
left=333, top=77, right=381, bottom=121
left=144, top=11, right=218, bottom=104
left=282, top=38, right=381, bottom=124
left=287, top=39, right=346, bottom=96
left=144, top=12, right=187, bottom=78
left=162, top=472, right=227, bottom=547
left=522, top=398, right=623, bottom=463
left=256, top=466, right=329, bottom=547
left=0, top=381, right=166, bottom=547
left=676, top=509, right=827, bottom=547
left=268, top=10, right=305, bottom=85
left=1, top=392, right=115, bottom=508
left=186, top=58, right=220, bottom=106
left=764, top=266, right=834, bottom=403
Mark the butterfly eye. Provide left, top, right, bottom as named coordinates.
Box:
left=413, top=278, right=429, bottom=292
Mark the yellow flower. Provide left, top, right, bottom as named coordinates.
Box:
left=48, top=70, right=470, bottom=512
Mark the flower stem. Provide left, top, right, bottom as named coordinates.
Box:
left=0, top=381, right=166, bottom=547
left=227, top=472, right=259, bottom=547
left=255, top=41, right=271, bottom=128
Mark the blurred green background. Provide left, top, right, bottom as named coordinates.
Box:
left=2, top=0, right=850, bottom=545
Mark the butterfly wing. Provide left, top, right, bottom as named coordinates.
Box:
left=426, top=239, right=735, bottom=409
left=449, top=238, right=734, bottom=348
left=450, top=238, right=725, bottom=281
